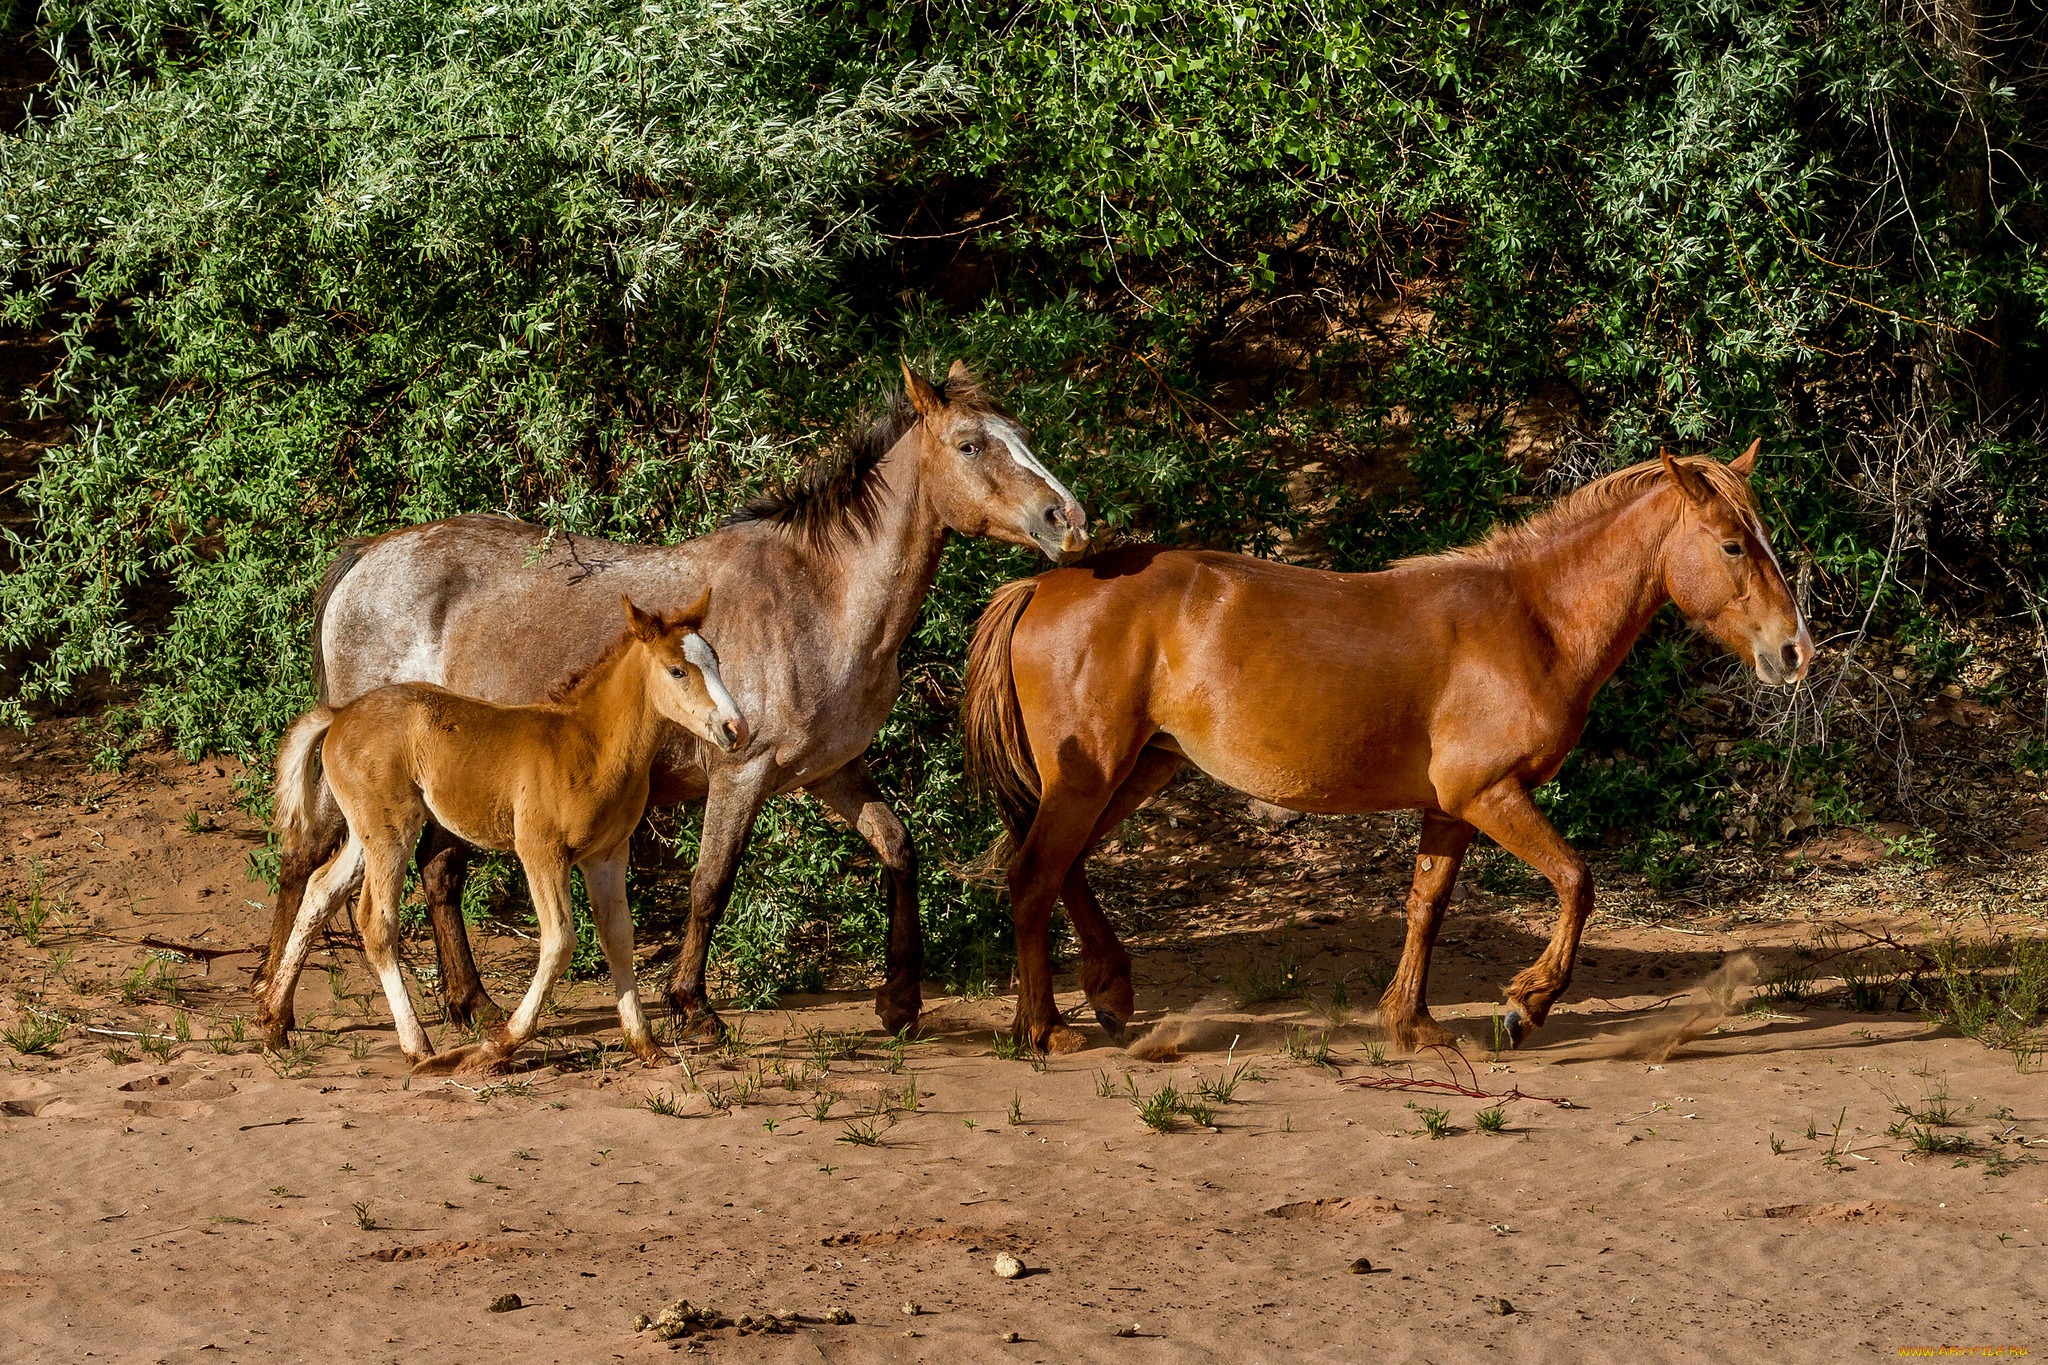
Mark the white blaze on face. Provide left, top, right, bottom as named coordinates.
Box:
left=990, top=417, right=1077, bottom=509
left=1747, top=514, right=1806, bottom=633
left=681, top=632, right=744, bottom=736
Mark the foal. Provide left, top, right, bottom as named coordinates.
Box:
left=966, top=443, right=1813, bottom=1053
left=266, top=594, right=748, bottom=1073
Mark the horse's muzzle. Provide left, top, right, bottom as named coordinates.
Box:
left=718, top=714, right=751, bottom=752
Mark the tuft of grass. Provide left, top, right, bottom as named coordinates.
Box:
left=1908, top=1127, right=1969, bottom=1156
left=641, top=1089, right=686, bottom=1118
left=804, top=1091, right=837, bottom=1122
left=139, top=1030, right=174, bottom=1063
left=1092, top=1068, right=1123, bottom=1098
left=1230, top=950, right=1304, bottom=1008
left=352, top=1200, right=376, bottom=1230
left=836, top=1118, right=886, bottom=1147
left=1410, top=1102, right=1453, bottom=1139
left=1007, top=1092, right=1025, bottom=1126
left=1475, top=1106, right=1507, bottom=1133
left=1193, top=1060, right=1258, bottom=1104
left=1126, top=1076, right=1213, bottom=1133
left=1280, top=1025, right=1335, bottom=1070
left=4, top=1012, right=66, bottom=1056
left=3, top=866, right=53, bottom=946
left=1913, top=920, right=2048, bottom=1068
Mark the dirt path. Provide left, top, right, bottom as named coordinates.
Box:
left=3, top=721, right=2045, bottom=1362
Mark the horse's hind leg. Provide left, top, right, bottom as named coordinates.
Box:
left=258, top=830, right=366, bottom=1050
left=253, top=780, right=346, bottom=1032
left=416, top=823, right=504, bottom=1029
left=1063, top=746, right=1183, bottom=1040
left=582, top=848, right=669, bottom=1068
left=360, top=823, right=437, bottom=1065
left=1455, top=782, right=1591, bottom=1047
left=808, top=759, right=923, bottom=1035
left=1377, top=810, right=1475, bottom=1053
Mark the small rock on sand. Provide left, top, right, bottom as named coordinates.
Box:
left=488, top=1294, right=522, bottom=1313
left=1347, top=1258, right=1372, bottom=1275
left=1002, top=1330, right=1020, bottom=1343
left=826, top=1307, right=854, bottom=1325
left=1489, top=1297, right=1515, bottom=1316
left=994, top=1252, right=1024, bottom=1279
left=901, top=1301, right=921, bottom=1317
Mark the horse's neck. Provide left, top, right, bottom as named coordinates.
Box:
left=560, top=646, right=666, bottom=792
left=1515, top=492, right=1675, bottom=699
left=821, top=436, right=950, bottom=667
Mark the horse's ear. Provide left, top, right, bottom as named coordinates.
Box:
left=1728, top=437, right=1761, bottom=478
left=1660, top=448, right=1710, bottom=505
left=947, top=359, right=972, bottom=384
left=674, top=587, right=711, bottom=633
left=624, top=595, right=661, bottom=641
left=901, top=358, right=945, bottom=419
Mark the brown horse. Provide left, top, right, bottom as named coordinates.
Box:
left=964, top=442, right=1812, bottom=1053
left=254, top=362, right=1087, bottom=1048
left=265, top=595, right=747, bottom=1072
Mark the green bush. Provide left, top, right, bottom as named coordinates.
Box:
left=3, top=0, right=2044, bottom=999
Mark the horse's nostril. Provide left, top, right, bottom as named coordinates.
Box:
left=1045, top=505, right=1065, bottom=527
left=1781, top=642, right=1800, bottom=670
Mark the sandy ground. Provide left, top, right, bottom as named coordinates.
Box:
left=3, top=719, right=2046, bottom=1363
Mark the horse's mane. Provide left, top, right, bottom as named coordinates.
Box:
left=1392, top=453, right=1759, bottom=568
left=544, top=627, right=638, bottom=705
left=726, top=370, right=1013, bottom=554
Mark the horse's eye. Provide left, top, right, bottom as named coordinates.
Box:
left=958, top=441, right=980, bottom=457
left=669, top=666, right=686, bottom=679
left=1721, top=541, right=1743, bottom=557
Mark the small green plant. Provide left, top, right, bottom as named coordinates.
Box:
left=1820, top=1107, right=1848, bottom=1170
left=1193, top=1060, right=1257, bottom=1104
left=348, top=1036, right=372, bottom=1061
left=352, top=1200, right=376, bottom=1230
left=1315, top=978, right=1352, bottom=1027
left=1488, top=1011, right=1511, bottom=1054
left=3, top=877, right=51, bottom=947
left=641, top=1089, right=686, bottom=1117
left=805, top=1091, right=837, bottom=1122
left=837, top=1118, right=886, bottom=1147
left=183, top=807, right=206, bottom=835
left=1362, top=1040, right=1386, bottom=1068
left=1803, top=1116, right=1818, bottom=1141
left=989, top=1031, right=1031, bottom=1062
left=1007, top=1091, right=1025, bottom=1126
left=106, top=1044, right=132, bottom=1064
left=1280, top=1025, right=1335, bottom=1070
left=1411, top=1103, right=1453, bottom=1139
left=1126, top=1076, right=1213, bottom=1132
left=140, top=1030, right=174, bottom=1062
left=802, top=1024, right=858, bottom=1065
left=1908, top=1127, right=1969, bottom=1156
left=897, top=1080, right=919, bottom=1113
left=1475, top=1106, right=1507, bottom=1133
left=3, top=1012, right=66, bottom=1056
left=169, top=1011, right=190, bottom=1043
left=1913, top=919, right=2048, bottom=1067
left=1769, top=1132, right=1785, bottom=1154
left=762, top=1116, right=778, bottom=1134
left=1230, top=950, right=1303, bottom=1007
left=1093, top=1068, right=1122, bottom=1098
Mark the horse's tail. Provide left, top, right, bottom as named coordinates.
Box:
left=962, top=576, right=1042, bottom=880
left=309, top=538, right=366, bottom=706
left=274, top=706, right=336, bottom=853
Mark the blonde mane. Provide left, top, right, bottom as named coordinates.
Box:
left=1392, top=454, right=1759, bottom=568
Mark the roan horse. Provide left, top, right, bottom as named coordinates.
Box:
left=267, top=595, right=748, bottom=1072
left=254, top=362, right=1087, bottom=1046
left=964, top=442, right=1812, bottom=1054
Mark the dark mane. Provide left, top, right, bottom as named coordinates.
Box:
left=1390, top=453, right=1760, bottom=569
left=726, top=370, right=1011, bottom=553
left=544, top=626, right=638, bottom=705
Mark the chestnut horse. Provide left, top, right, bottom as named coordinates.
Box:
left=266, top=595, right=747, bottom=1072
left=964, top=442, right=1812, bottom=1053
left=254, top=363, right=1087, bottom=1047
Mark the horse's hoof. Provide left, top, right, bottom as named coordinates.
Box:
left=673, top=1009, right=726, bottom=1046
left=1502, top=1009, right=1529, bottom=1048
left=1046, top=1024, right=1089, bottom=1056
left=874, top=988, right=923, bottom=1037
left=630, top=1042, right=674, bottom=1069
left=1093, top=1008, right=1128, bottom=1043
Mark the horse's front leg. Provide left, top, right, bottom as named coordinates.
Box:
left=807, top=759, right=923, bottom=1035
left=664, top=759, right=775, bottom=1044
left=1377, top=810, right=1475, bottom=1053
left=1455, top=783, right=1591, bottom=1047
left=581, top=847, right=668, bottom=1067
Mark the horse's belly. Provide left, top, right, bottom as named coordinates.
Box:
left=1172, top=726, right=1433, bottom=814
